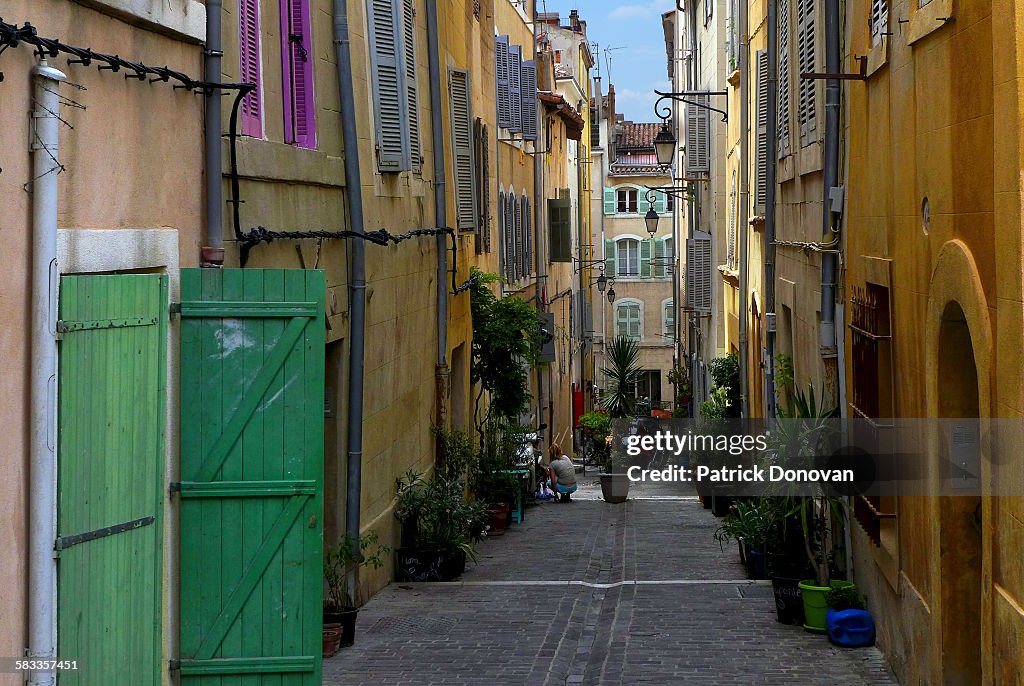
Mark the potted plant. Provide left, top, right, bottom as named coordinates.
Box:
left=577, top=411, right=611, bottom=468
left=471, top=421, right=527, bottom=535
left=825, top=584, right=876, bottom=647
left=323, top=531, right=390, bottom=654
left=713, top=498, right=785, bottom=579
left=599, top=337, right=641, bottom=503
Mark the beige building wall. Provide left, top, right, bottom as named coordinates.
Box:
left=0, top=1, right=205, bottom=679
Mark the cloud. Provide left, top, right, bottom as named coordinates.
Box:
left=608, top=0, right=674, bottom=20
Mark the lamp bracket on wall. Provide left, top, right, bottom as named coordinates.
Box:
left=653, top=89, right=728, bottom=123
left=800, top=55, right=868, bottom=81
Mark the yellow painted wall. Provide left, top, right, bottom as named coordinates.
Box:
left=843, top=0, right=1024, bottom=681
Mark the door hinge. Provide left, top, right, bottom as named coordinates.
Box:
left=55, top=515, right=156, bottom=551
left=169, top=302, right=181, bottom=316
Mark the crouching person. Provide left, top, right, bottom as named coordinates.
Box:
left=546, top=443, right=577, bottom=503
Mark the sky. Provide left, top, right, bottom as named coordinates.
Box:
left=536, top=0, right=675, bottom=123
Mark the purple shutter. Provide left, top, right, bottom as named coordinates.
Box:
left=281, top=0, right=316, bottom=148
left=239, top=0, right=262, bottom=137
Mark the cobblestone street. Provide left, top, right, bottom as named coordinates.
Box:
left=324, top=480, right=897, bottom=685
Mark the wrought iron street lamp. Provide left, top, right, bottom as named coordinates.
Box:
left=644, top=189, right=660, bottom=236
left=595, top=273, right=608, bottom=293
left=606, top=286, right=616, bottom=303
left=654, top=124, right=676, bottom=167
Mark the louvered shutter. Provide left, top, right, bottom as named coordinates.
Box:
left=509, top=46, right=522, bottom=133
left=640, top=238, right=653, bottom=278
left=654, top=190, right=667, bottom=214
left=778, top=0, right=791, bottom=157
left=495, top=36, right=511, bottom=129
left=604, top=238, right=616, bottom=276
left=616, top=305, right=628, bottom=339
left=512, top=194, right=522, bottom=281
left=282, top=0, right=315, bottom=148
left=638, top=190, right=652, bottom=215
left=521, top=60, right=538, bottom=141
left=549, top=198, right=571, bottom=262
left=665, top=301, right=675, bottom=337
left=627, top=304, right=641, bottom=340
left=755, top=49, right=768, bottom=215
left=522, top=196, right=532, bottom=275
left=499, top=192, right=510, bottom=278
left=603, top=187, right=616, bottom=214
left=654, top=238, right=667, bottom=278
left=239, top=0, right=262, bottom=137
left=369, top=0, right=409, bottom=170
left=474, top=119, right=490, bottom=253
left=403, top=0, right=420, bottom=169
left=797, top=0, right=817, bottom=147
left=685, top=95, right=710, bottom=174
left=448, top=69, right=477, bottom=231
left=727, top=172, right=737, bottom=269
left=686, top=231, right=713, bottom=312
left=871, top=0, right=889, bottom=47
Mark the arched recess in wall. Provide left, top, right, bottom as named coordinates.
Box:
left=923, top=238, right=992, bottom=686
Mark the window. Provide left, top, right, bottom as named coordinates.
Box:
left=664, top=237, right=674, bottom=276
left=654, top=237, right=670, bottom=278
left=666, top=191, right=674, bottom=213
left=473, top=118, right=491, bottom=253
left=281, top=0, right=315, bottom=148
left=521, top=195, right=532, bottom=276
left=663, top=299, right=675, bottom=338
left=616, top=301, right=642, bottom=341
left=727, top=0, right=739, bottom=71
left=778, top=0, right=792, bottom=156
left=449, top=68, right=477, bottom=231
left=617, top=189, right=638, bottom=213
left=704, top=0, right=713, bottom=27
left=239, top=0, right=262, bottom=137
left=495, top=36, right=537, bottom=138
left=548, top=197, right=572, bottom=262
left=870, top=0, right=889, bottom=47
left=616, top=238, right=640, bottom=276
left=368, top=0, right=420, bottom=172
left=755, top=49, right=768, bottom=215
left=797, top=0, right=817, bottom=147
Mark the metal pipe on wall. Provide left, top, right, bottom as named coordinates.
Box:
left=737, top=0, right=750, bottom=418
left=821, top=0, right=841, bottom=399
left=29, top=60, right=66, bottom=686
left=532, top=1, right=547, bottom=445
left=203, top=0, right=224, bottom=264
left=333, top=0, right=367, bottom=549
left=426, top=0, right=448, bottom=372
left=764, top=0, right=779, bottom=418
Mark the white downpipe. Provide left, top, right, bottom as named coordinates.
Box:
left=29, top=60, right=65, bottom=686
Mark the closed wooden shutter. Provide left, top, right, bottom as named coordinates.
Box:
left=239, top=0, right=262, bottom=137
left=474, top=119, right=490, bottom=253
left=778, top=0, right=791, bottom=156
left=664, top=300, right=675, bottom=337
left=369, top=0, right=409, bottom=170
left=604, top=238, right=616, bottom=276
left=685, top=95, right=710, bottom=174
left=282, top=0, right=315, bottom=149
left=727, top=171, right=737, bottom=269
left=521, top=60, right=538, bottom=141
left=449, top=68, right=477, bottom=231
left=521, top=196, right=532, bottom=275
left=654, top=238, right=667, bottom=278
left=754, top=49, right=768, bottom=215
left=495, top=36, right=512, bottom=129
left=640, top=238, right=653, bottom=278
left=403, top=0, right=420, bottom=169
left=638, top=189, right=652, bottom=215
left=616, top=303, right=641, bottom=340
left=509, top=46, right=522, bottom=133
left=686, top=231, right=713, bottom=312
left=513, top=192, right=522, bottom=280
left=797, top=0, right=817, bottom=147
left=549, top=198, right=572, bottom=262
left=603, top=187, right=616, bottom=214
left=654, top=190, right=667, bottom=214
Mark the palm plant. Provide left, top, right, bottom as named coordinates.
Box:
left=601, top=336, right=641, bottom=419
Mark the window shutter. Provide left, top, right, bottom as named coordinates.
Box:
left=686, top=231, right=713, bottom=313
left=755, top=49, right=768, bottom=215
left=495, top=36, right=511, bottom=129
left=403, top=0, right=420, bottom=169
left=654, top=190, right=667, bottom=214
left=512, top=193, right=522, bottom=281
left=474, top=120, right=491, bottom=253
left=638, top=190, right=652, bottom=215
left=797, top=0, right=817, bottom=147
left=616, top=304, right=628, bottom=339
left=448, top=68, right=477, bottom=231
left=604, top=238, right=616, bottom=276
left=522, top=196, right=532, bottom=275
left=871, top=0, right=889, bottom=47
left=685, top=95, right=710, bottom=174
left=727, top=172, right=737, bottom=269
left=521, top=60, right=538, bottom=141
left=778, top=0, right=791, bottom=157
left=509, top=46, right=522, bottom=133
left=499, top=192, right=510, bottom=279
left=482, top=124, right=491, bottom=252
left=665, top=300, right=675, bottom=337
left=628, top=305, right=641, bottom=340
left=549, top=198, right=571, bottom=262
left=603, top=187, right=617, bottom=214
left=654, top=238, right=667, bottom=278
left=369, top=0, right=409, bottom=170
left=640, top=238, right=653, bottom=278
left=239, top=0, right=262, bottom=137
left=281, top=0, right=315, bottom=148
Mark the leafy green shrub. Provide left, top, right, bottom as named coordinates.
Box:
left=826, top=585, right=866, bottom=611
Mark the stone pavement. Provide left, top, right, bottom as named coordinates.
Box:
left=324, top=478, right=897, bottom=685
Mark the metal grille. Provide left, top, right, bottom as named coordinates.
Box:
left=368, top=615, right=459, bottom=637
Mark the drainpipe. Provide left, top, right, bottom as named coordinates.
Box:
left=28, top=60, right=65, bottom=686
left=764, top=0, right=779, bottom=417
left=333, top=0, right=366, bottom=549
left=820, top=0, right=841, bottom=400
left=203, top=0, right=224, bottom=265
left=532, top=4, right=546, bottom=445
left=737, top=0, right=750, bottom=418
left=426, top=0, right=448, bottom=377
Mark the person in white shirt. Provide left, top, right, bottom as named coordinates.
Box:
left=545, top=443, right=577, bottom=503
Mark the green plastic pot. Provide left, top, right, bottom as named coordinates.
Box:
left=799, top=580, right=854, bottom=634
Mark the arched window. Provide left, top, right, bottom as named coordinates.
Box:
left=616, top=237, right=640, bottom=277
left=615, top=299, right=643, bottom=341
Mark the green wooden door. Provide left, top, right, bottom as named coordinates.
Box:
left=178, top=269, right=324, bottom=684
left=57, top=274, right=168, bottom=686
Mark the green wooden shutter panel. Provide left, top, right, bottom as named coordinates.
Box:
left=640, top=238, right=653, bottom=278
left=449, top=68, right=477, bottom=231
left=549, top=198, right=571, bottom=262
left=604, top=237, right=616, bottom=275
left=603, top=187, right=616, bottom=214
left=369, top=0, right=410, bottom=170
left=654, top=190, right=667, bottom=214
left=179, top=269, right=325, bottom=684
left=654, top=238, right=667, bottom=278
left=58, top=274, right=167, bottom=686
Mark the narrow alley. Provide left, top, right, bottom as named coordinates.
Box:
left=324, top=481, right=896, bottom=686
